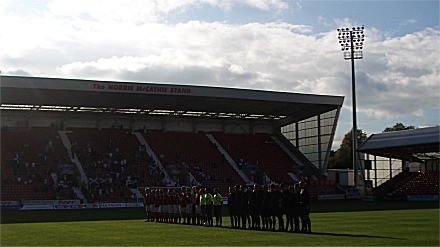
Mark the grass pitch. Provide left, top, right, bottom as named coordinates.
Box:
left=1, top=208, right=438, bottom=246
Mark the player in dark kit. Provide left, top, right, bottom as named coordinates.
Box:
left=261, top=185, right=271, bottom=230
left=235, top=185, right=243, bottom=228
left=241, top=185, right=251, bottom=229
left=285, top=185, right=297, bottom=232
left=248, top=186, right=256, bottom=229
left=270, top=184, right=283, bottom=231
left=228, top=186, right=238, bottom=228
left=299, top=181, right=311, bottom=233
left=251, top=183, right=263, bottom=230
left=268, top=184, right=277, bottom=230
left=280, top=183, right=289, bottom=231
left=292, top=183, right=301, bottom=232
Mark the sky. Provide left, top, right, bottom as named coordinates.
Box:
left=0, top=0, right=439, bottom=150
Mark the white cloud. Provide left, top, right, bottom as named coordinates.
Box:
left=318, top=15, right=331, bottom=27
left=400, top=19, right=418, bottom=26
left=0, top=2, right=438, bottom=139
left=0, top=0, right=13, bottom=11
left=45, top=0, right=288, bottom=24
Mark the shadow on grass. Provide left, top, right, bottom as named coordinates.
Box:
left=310, top=231, right=405, bottom=240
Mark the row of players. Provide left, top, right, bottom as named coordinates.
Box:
left=143, top=186, right=223, bottom=226
left=143, top=181, right=311, bottom=233
left=228, top=182, right=311, bottom=232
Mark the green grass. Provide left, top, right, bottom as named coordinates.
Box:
left=1, top=208, right=439, bottom=246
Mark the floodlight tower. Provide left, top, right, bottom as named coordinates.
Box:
left=337, top=26, right=364, bottom=187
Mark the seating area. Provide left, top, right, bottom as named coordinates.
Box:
left=5, top=127, right=435, bottom=202
left=373, top=172, right=420, bottom=198
left=1, top=127, right=71, bottom=201
left=142, top=131, right=244, bottom=195
left=211, top=132, right=296, bottom=184
left=67, top=128, right=147, bottom=202
left=372, top=171, right=439, bottom=199
left=394, top=171, right=439, bottom=196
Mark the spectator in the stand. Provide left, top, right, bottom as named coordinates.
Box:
left=238, top=159, right=243, bottom=170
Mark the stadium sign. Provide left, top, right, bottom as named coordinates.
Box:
left=407, top=195, right=439, bottom=201
left=345, top=187, right=361, bottom=199
left=99, top=203, right=126, bottom=208
left=54, top=203, right=100, bottom=209
left=23, top=200, right=59, bottom=205
left=54, top=204, right=71, bottom=209
left=1, top=201, right=20, bottom=207
left=58, top=200, right=81, bottom=204
left=1, top=201, right=22, bottom=210
left=126, top=202, right=144, bottom=208
left=317, top=194, right=345, bottom=200
left=20, top=204, right=54, bottom=210
left=93, top=83, right=192, bottom=95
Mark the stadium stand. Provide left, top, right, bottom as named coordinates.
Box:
left=373, top=171, right=439, bottom=199
left=2, top=126, right=437, bottom=202
left=141, top=130, right=244, bottom=195
left=372, top=172, right=419, bottom=199
left=211, top=132, right=297, bottom=185
left=4, top=127, right=304, bottom=201
left=66, top=127, right=146, bottom=202
left=2, top=76, right=439, bottom=209
left=394, top=171, right=439, bottom=196
left=1, top=127, right=73, bottom=200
